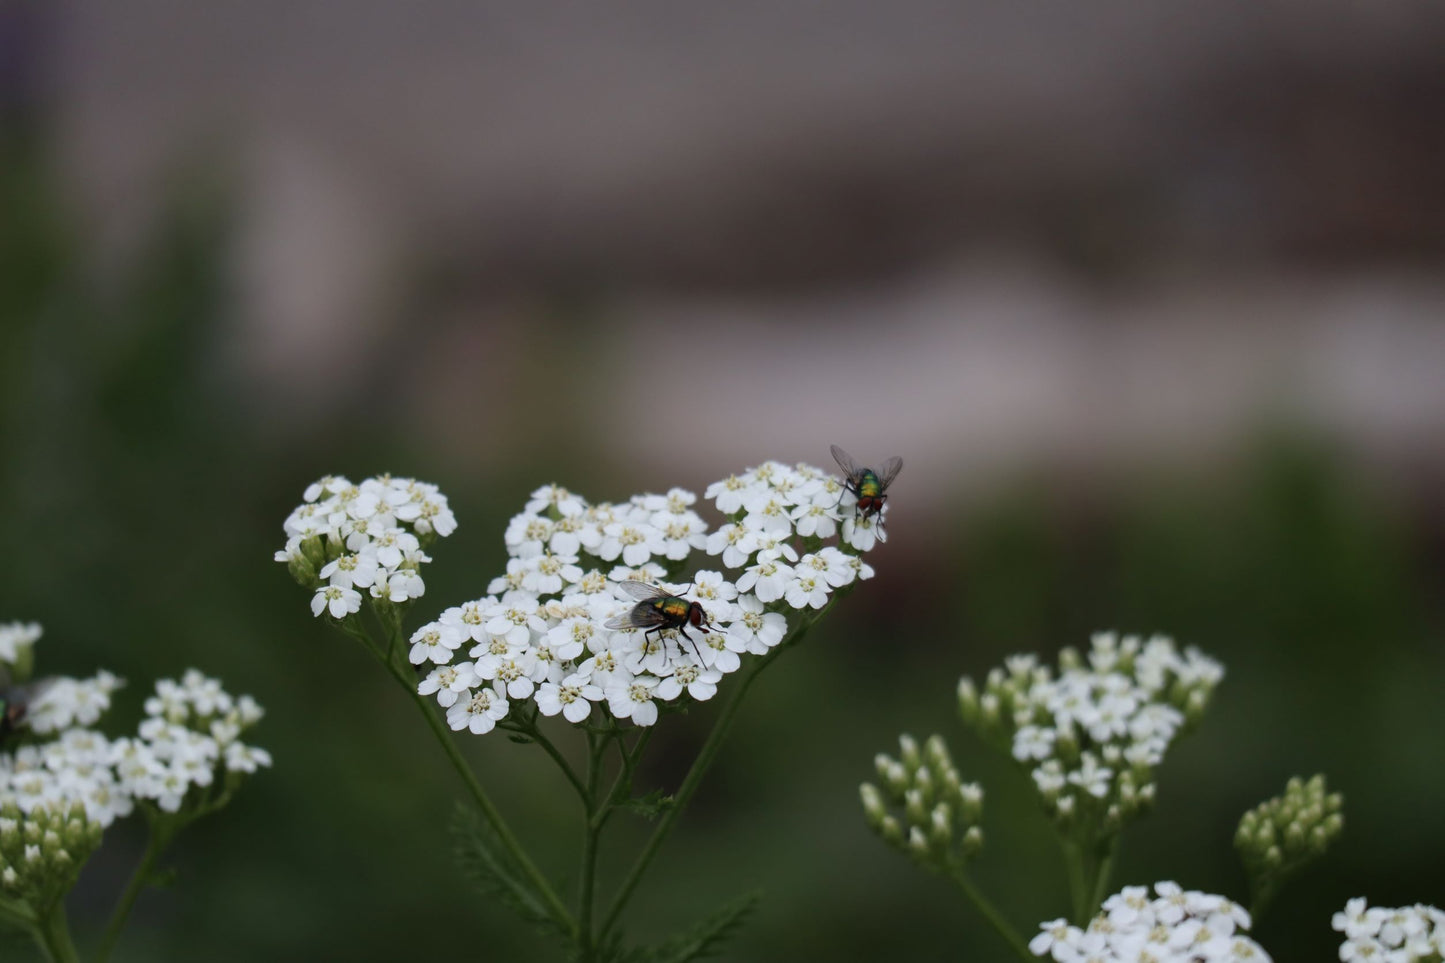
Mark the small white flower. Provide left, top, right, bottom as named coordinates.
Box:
left=312, top=585, right=362, bottom=619
left=536, top=674, right=604, bottom=724
left=736, top=551, right=794, bottom=604
left=656, top=663, right=722, bottom=702
left=726, top=594, right=787, bottom=655
left=408, top=622, right=465, bottom=665
left=0, top=622, right=42, bottom=665
left=446, top=681, right=510, bottom=734
left=607, top=676, right=661, bottom=726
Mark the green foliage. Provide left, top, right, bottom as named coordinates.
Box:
left=618, top=790, right=674, bottom=822
left=450, top=805, right=570, bottom=944
left=613, top=890, right=762, bottom=963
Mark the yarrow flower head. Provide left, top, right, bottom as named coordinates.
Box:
left=275, top=474, right=457, bottom=620
left=278, top=461, right=887, bottom=736
left=959, top=632, right=1223, bottom=835
left=1331, top=898, right=1444, bottom=962
left=0, top=623, right=270, bottom=914
left=1031, top=882, right=1271, bottom=962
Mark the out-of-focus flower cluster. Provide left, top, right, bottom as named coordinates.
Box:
left=0, top=801, right=102, bottom=912
left=2, top=669, right=269, bottom=831
left=279, top=463, right=883, bottom=734
left=275, top=474, right=457, bottom=620
left=861, top=734, right=983, bottom=871
left=1333, top=898, right=1445, bottom=962
left=1236, top=775, right=1343, bottom=907
left=959, top=633, right=1223, bottom=833
left=0, top=620, right=270, bottom=914
left=1031, top=882, right=1271, bottom=962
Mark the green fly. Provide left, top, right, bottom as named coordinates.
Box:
left=604, top=580, right=714, bottom=663
left=831, top=444, right=903, bottom=539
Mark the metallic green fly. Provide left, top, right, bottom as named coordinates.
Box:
left=831, top=444, right=903, bottom=538
left=604, top=580, right=715, bottom=662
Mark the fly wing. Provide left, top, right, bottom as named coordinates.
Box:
left=604, top=603, right=669, bottom=631
left=830, top=445, right=863, bottom=484
left=616, top=579, right=669, bottom=602
left=875, top=456, right=904, bottom=491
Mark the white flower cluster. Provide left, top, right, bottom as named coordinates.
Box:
left=0, top=667, right=269, bottom=828
left=407, top=462, right=879, bottom=734
left=1333, top=898, right=1445, bottom=962
left=0, top=622, right=41, bottom=665
left=959, top=633, right=1223, bottom=829
left=1031, top=883, right=1270, bottom=962
left=275, top=474, right=457, bottom=620
left=117, top=669, right=271, bottom=813
left=27, top=671, right=123, bottom=734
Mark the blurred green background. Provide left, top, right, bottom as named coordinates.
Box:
left=3, top=3, right=1444, bottom=959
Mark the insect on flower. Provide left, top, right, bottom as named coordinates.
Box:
left=830, top=445, right=903, bottom=536
left=0, top=672, right=52, bottom=741
left=605, top=580, right=715, bottom=663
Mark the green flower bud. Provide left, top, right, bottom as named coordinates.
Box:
left=898, top=735, right=921, bottom=772
left=880, top=815, right=903, bottom=848
left=904, top=789, right=927, bottom=826
left=961, top=825, right=984, bottom=859
left=957, top=676, right=980, bottom=724
left=300, top=534, right=328, bottom=571
left=907, top=825, right=931, bottom=861
left=958, top=782, right=984, bottom=826
left=10, top=642, right=35, bottom=685
left=913, top=768, right=935, bottom=808
left=859, top=784, right=887, bottom=829
left=928, top=804, right=952, bottom=847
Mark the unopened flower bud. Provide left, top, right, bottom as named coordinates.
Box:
left=929, top=804, right=952, bottom=846
left=898, top=734, right=921, bottom=771
left=880, top=815, right=903, bottom=847
left=907, top=825, right=931, bottom=860
left=957, top=677, right=979, bottom=723
left=860, top=784, right=887, bottom=829
left=962, top=825, right=984, bottom=858
left=913, top=768, right=935, bottom=807
left=959, top=782, right=984, bottom=825
left=904, top=789, right=926, bottom=826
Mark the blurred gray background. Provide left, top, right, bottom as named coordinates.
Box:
left=3, top=1, right=1444, bottom=959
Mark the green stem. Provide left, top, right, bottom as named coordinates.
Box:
left=1062, top=839, right=1090, bottom=926
left=0, top=896, right=36, bottom=931
left=577, top=729, right=606, bottom=961
left=511, top=711, right=589, bottom=805
left=946, top=865, right=1036, bottom=963
left=34, top=903, right=80, bottom=963
left=594, top=727, right=653, bottom=832
left=599, top=640, right=788, bottom=939
left=1087, top=837, right=1118, bottom=920
left=96, top=819, right=174, bottom=963
left=366, top=616, right=577, bottom=939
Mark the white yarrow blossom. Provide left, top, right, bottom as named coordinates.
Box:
left=0, top=622, right=42, bottom=665
left=1331, top=898, right=1444, bottom=963
left=1032, top=883, right=1271, bottom=962
left=285, top=457, right=885, bottom=735
left=963, top=632, right=1222, bottom=827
